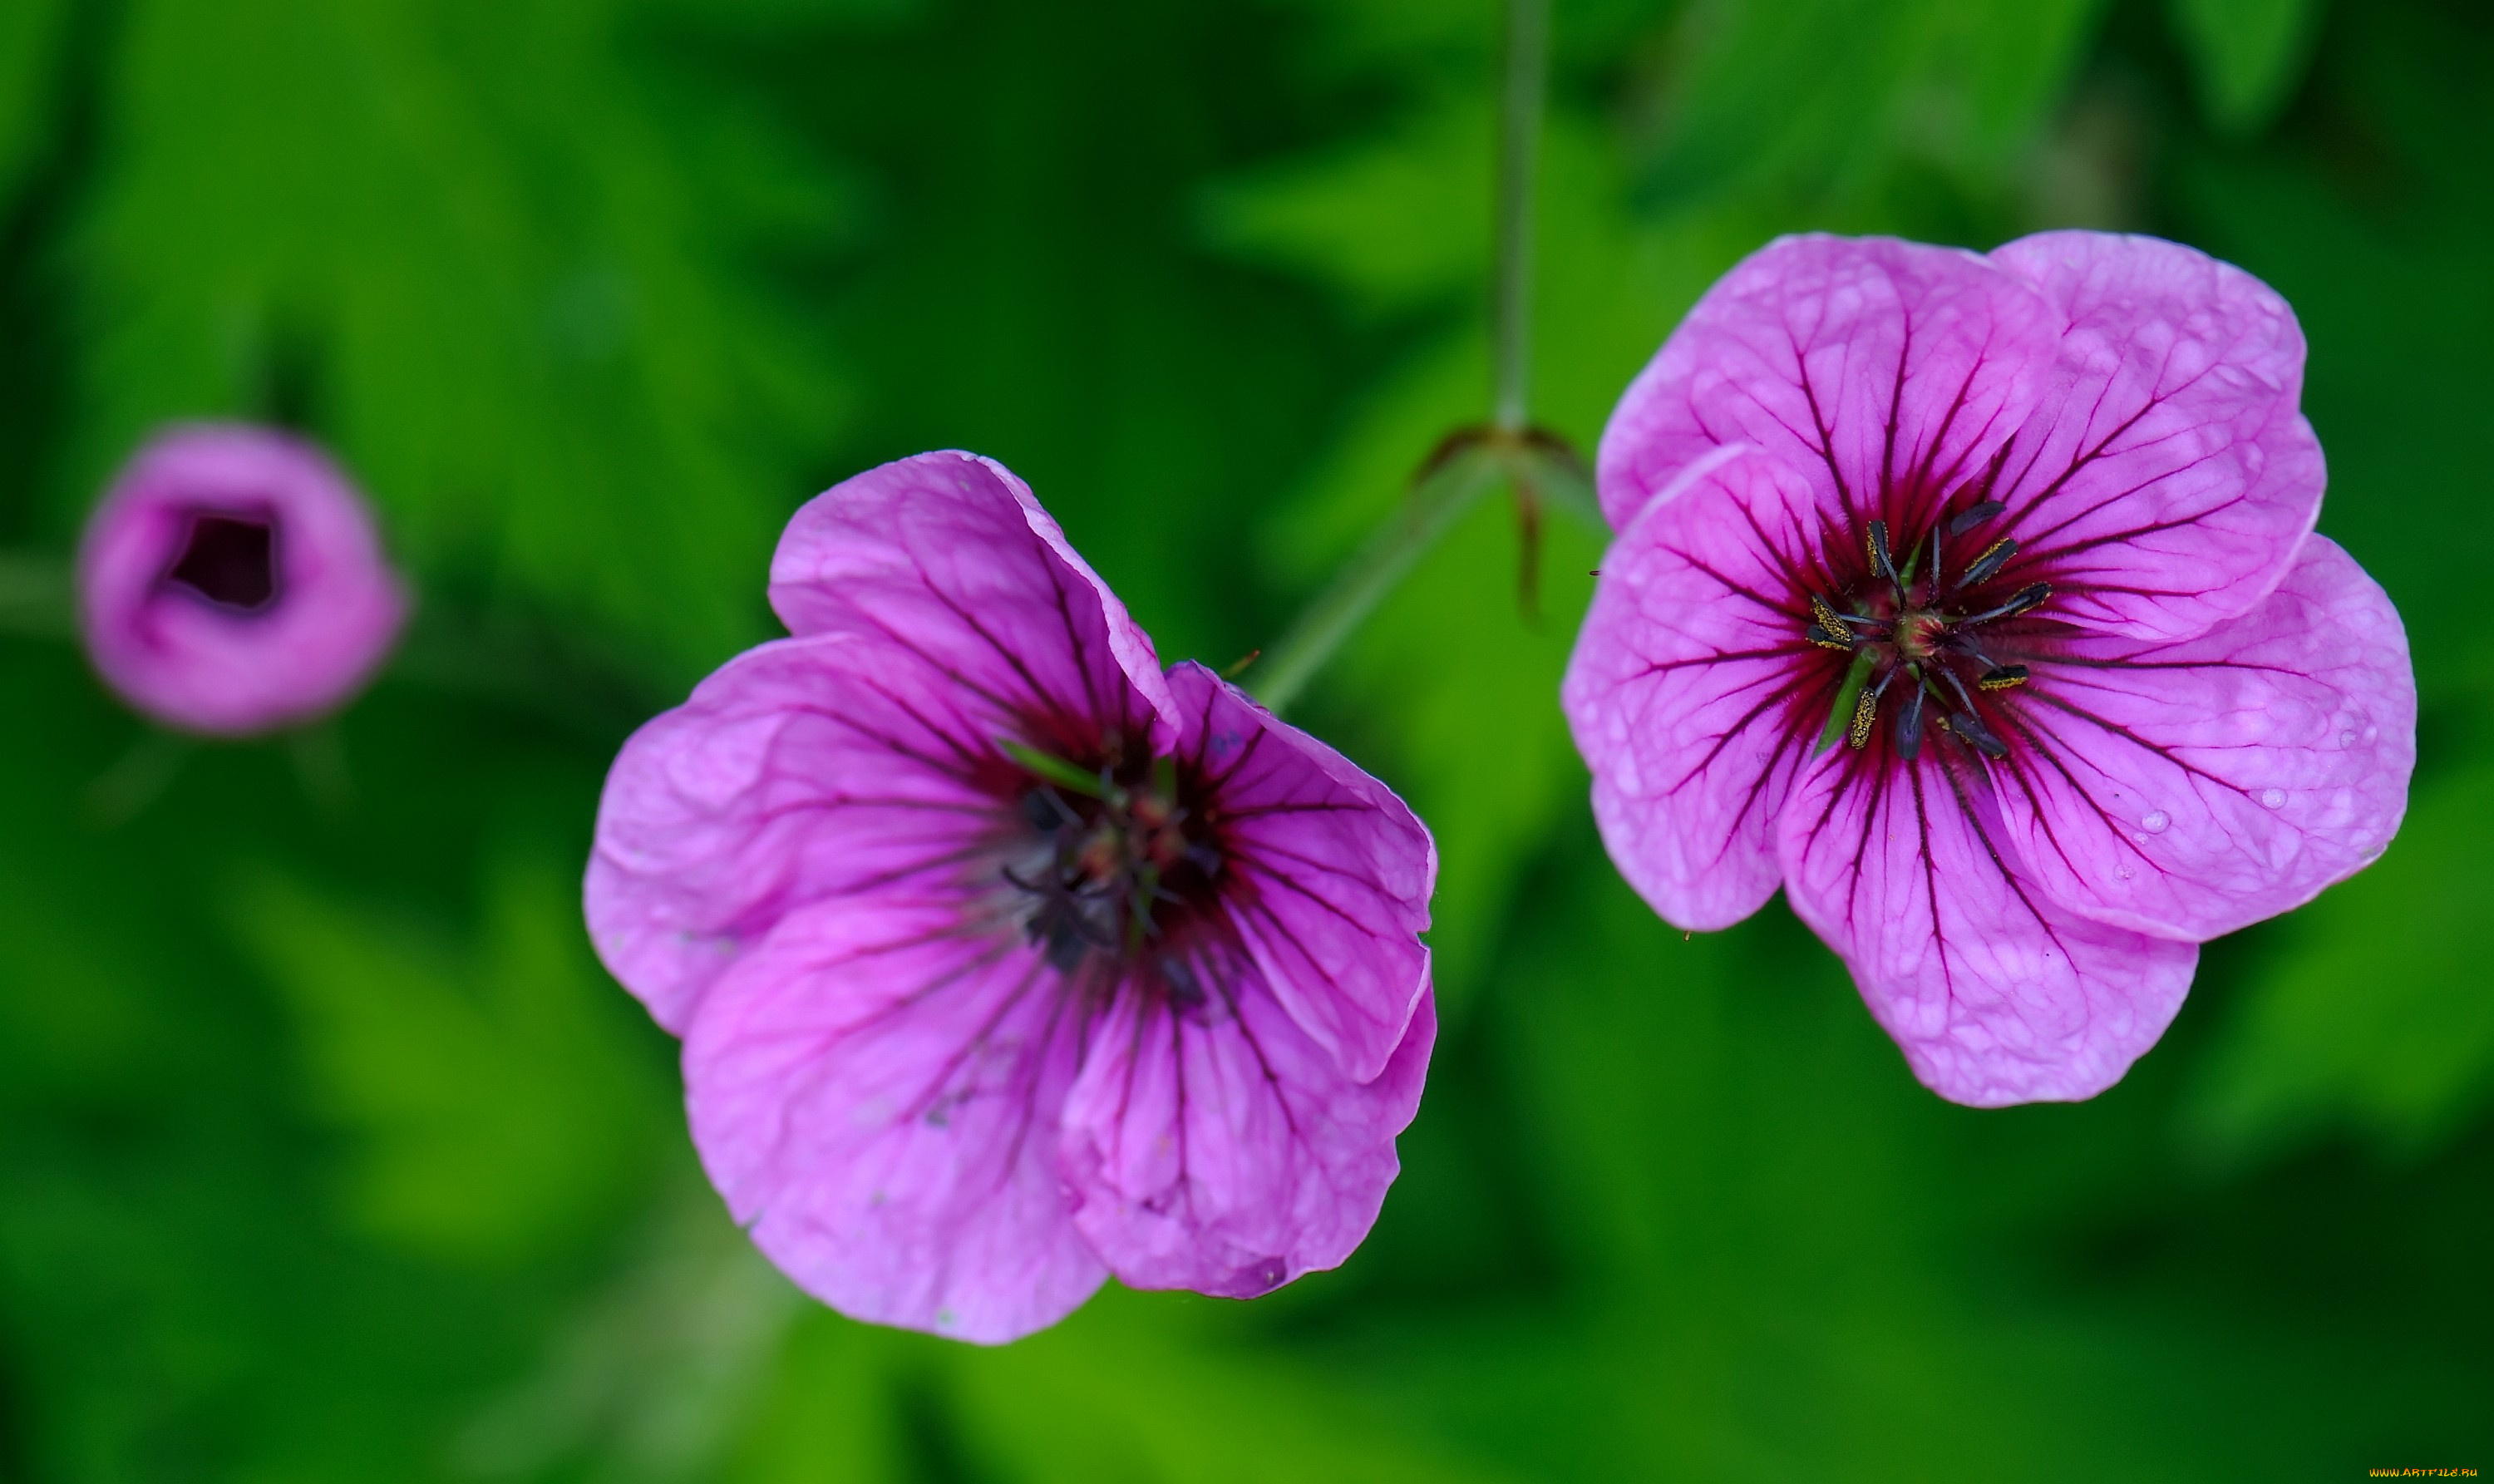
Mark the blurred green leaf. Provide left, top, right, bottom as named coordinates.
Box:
left=2169, top=0, right=2325, bottom=137
left=1639, top=0, right=2106, bottom=209
left=2186, top=764, right=2494, bottom=1161
left=66, top=0, right=852, bottom=685
left=458, top=1186, right=813, bottom=1484
left=230, top=845, right=668, bottom=1263
left=946, top=1289, right=1525, bottom=1484
left=0, top=0, right=67, bottom=202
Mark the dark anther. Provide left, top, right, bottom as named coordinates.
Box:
left=1950, top=709, right=2010, bottom=759
left=1956, top=536, right=2018, bottom=590
left=1893, top=680, right=1925, bottom=760
left=1161, top=955, right=1206, bottom=1010
left=165, top=511, right=278, bottom=612
left=1964, top=582, right=2052, bottom=627
left=1978, top=664, right=2029, bottom=691
left=1866, top=520, right=1897, bottom=581
left=1042, top=919, right=1089, bottom=972
left=1945, top=500, right=2005, bottom=538
left=1021, top=788, right=1076, bottom=834
left=1926, top=525, right=1944, bottom=591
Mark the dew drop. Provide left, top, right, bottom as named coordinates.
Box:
left=2260, top=787, right=2286, bottom=809
left=2139, top=810, right=2170, bottom=835
left=2339, top=729, right=2358, bottom=747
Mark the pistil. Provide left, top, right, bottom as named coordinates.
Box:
left=1801, top=503, right=2052, bottom=764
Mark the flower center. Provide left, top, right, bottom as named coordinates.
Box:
left=1802, top=506, right=2048, bottom=762
left=164, top=508, right=279, bottom=613
left=1002, top=740, right=1225, bottom=984
left=1894, top=609, right=1947, bottom=661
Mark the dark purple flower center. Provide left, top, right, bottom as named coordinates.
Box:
left=162, top=508, right=279, bottom=613
left=1804, top=502, right=2053, bottom=762
left=1003, top=740, right=1227, bottom=999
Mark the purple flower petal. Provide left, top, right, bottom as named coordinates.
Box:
left=1777, top=738, right=2199, bottom=1106
left=1986, top=231, right=2324, bottom=642
left=1595, top=234, right=2058, bottom=533
left=588, top=633, right=1018, bottom=1034
left=1058, top=956, right=1434, bottom=1299
left=768, top=451, right=1181, bottom=756
left=1561, top=446, right=1826, bottom=929
left=77, top=423, right=407, bottom=735
left=683, top=897, right=1107, bottom=1345
left=591, top=451, right=1440, bottom=1335
left=1987, top=535, right=2415, bottom=942
left=1170, top=664, right=1434, bottom=1082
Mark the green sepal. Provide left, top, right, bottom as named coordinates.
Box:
left=1813, top=649, right=1880, bottom=757
left=999, top=738, right=1108, bottom=798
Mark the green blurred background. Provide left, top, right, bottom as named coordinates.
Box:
left=0, top=0, right=2487, bottom=1477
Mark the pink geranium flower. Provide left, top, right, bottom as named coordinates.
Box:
left=588, top=451, right=1436, bottom=1342
left=78, top=423, right=408, bottom=735
left=1563, top=232, right=2414, bottom=1106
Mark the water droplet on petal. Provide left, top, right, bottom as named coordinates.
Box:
left=2339, top=729, right=2358, bottom=747
left=2260, top=787, right=2286, bottom=809
left=2139, top=811, right=2170, bottom=834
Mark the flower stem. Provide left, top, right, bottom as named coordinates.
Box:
left=1491, top=0, right=1549, bottom=436
left=1249, top=0, right=1554, bottom=716
left=1249, top=446, right=1507, bottom=717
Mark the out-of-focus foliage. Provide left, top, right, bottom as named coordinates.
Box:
left=0, top=0, right=2486, bottom=1479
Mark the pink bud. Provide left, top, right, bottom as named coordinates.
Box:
left=78, top=423, right=408, bottom=735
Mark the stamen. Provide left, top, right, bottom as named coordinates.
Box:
left=1926, top=525, right=1943, bottom=594
left=1893, top=678, right=1925, bottom=761
left=1866, top=520, right=1897, bottom=582
left=1846, top=679, right=1880, bottom=749
left=1949, top=708, right=2010, bottom=759
left=1960, top=582, right=2052, bottom=627
left=1945, top=500, right=2005, bottom=538
left=1978, top=664, right=2029, bottom=690
left=1020, top=787, right=1077, bottom=834
left=1955, top=536, right=2018, bottom=590
left=1808, top=594, right=1856, bottom=650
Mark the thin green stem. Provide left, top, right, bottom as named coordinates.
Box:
left=1249, top=449, right=1505, bottom=717
left=1249, top=0, right=1553, bottom=715
left=1491, top=0, right=1549, bottom=434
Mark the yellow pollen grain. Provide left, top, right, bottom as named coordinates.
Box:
left=1847, top=685, right=1878, bottom=749
left=1809, top=595, right=1852, bottom=648
left=1979, top=671, right=2027, bottom=691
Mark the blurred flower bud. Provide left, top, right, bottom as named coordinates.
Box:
left=78, top=423, right=408, bottom=735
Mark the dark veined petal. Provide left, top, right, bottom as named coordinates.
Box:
left=768, top=451, right=1182, bottom=756
left=683, top=898, right=1107, bottom=1345
left=1173, top=663, right=1435, bottom=1084
left=588, top=632, right=1016, bottom=1034
left=1562, top=445, right=1829, bottom=930
left=1595, top=234, right=2058, bottom=533
left=1777, top=738, right=2198, bottom=1106
left=1987, top=231, right=2324, bottom=643
left=1058, top=947, right=1434, bottom=1299
left=1988, top=536, right=2415, bottom=942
